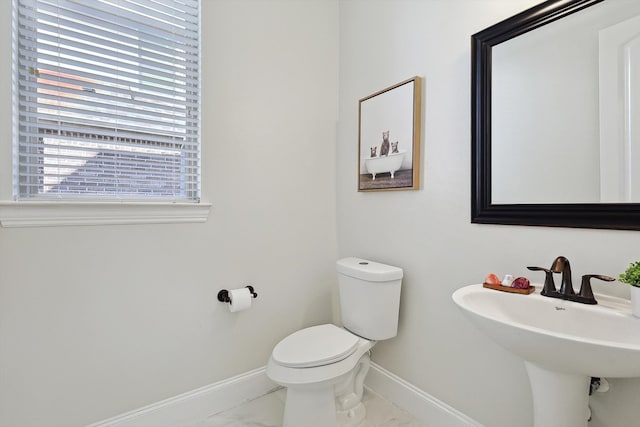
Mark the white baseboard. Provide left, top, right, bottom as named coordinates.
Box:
left=85, top=367, right=278, bottom=427
left=86, top=363, right=483, bottom=427
left=365, top=362, right=485, bottom=427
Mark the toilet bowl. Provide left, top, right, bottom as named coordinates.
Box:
left=266, top=258, right=403, bottom=427
left=267, top=324, right=374, bottom=427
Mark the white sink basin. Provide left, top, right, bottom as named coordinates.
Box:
left=452, top=284, right=640, bottom=427
left=452, top=284, right=640, bottom=378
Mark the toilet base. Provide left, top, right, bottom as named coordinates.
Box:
left=282, top=384, right=337, bottom=427
left=281, top=386, right=367, bottom=427
left=335, top=352, right=370, bottom=427
left=279, top=352, right=371, bottom=427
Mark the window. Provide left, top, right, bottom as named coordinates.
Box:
left=14, top=0, right=200, bottom=202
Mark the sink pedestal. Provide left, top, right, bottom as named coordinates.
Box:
left=525, top=362, right=590, bottom=427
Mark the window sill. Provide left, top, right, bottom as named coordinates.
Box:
left=0, top=201, right=212, bottom=228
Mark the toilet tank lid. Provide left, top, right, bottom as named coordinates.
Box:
left=336, top=257, right=403, bottom=282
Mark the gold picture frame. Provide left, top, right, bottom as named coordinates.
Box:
left=358, top=76, right=422, bottom=192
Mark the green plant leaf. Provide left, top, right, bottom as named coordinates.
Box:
left=619, top=261, right=640, bottom=286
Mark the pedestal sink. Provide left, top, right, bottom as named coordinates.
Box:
left=452, top=284, right=640, bottom=427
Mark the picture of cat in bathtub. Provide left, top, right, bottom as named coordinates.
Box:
left=361, top=129, right=410, bottom=189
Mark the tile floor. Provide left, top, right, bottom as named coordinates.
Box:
left=189, top=388, right=427, bottom=427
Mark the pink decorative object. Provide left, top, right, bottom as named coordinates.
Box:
left=484, top=273, right=501, bottom=286
left=511, top=277, right=531, bottom=289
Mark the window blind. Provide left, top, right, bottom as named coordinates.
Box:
left=15, top=0, right=200, bottom=201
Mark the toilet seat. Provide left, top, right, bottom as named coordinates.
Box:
left=272, top=324, right=360, bottom=368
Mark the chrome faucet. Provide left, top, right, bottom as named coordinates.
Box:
left=528, top=256, right=615, bottom=305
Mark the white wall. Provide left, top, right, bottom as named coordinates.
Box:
left=337, top=1, right=640, bottom=427
left=0, top=1, right=338, bottom=426
left=3, top=1, right=640, bottom=427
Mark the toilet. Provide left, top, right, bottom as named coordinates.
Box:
left=266, top=257, right=403, bottom=427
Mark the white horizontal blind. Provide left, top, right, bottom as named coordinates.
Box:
left=15, top=0, right=200, bottom=201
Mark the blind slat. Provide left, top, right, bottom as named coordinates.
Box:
left=18, top=137, right=197, bottom=155
left=22, top=51, right=195, bottom=94
left=22, top=93, right=192, bottom=124
left=19, top=117, right=199, bottom=142
left=21, top=27, right=198, bottom=71
left=28, top=0, right=199, bottom=39
left=18, top=67, right=199, bottom=106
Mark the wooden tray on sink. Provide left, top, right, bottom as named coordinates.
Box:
left=483, top=283, right=535, bottom=294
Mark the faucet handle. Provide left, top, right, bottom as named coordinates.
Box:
left=527, top=266, right=557, bottom=296
left=588, top=274, right=615, bottom=282
left=578, top=274, right=616, bottom=304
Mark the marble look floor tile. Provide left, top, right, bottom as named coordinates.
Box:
left=186, top=390, right=285, bottom=427
left=188, top=388, right=427, bottom=427
left=361, top=390, right=427, bottom=427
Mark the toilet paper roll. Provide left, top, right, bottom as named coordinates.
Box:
left=228, top=287, right=252, bottom=312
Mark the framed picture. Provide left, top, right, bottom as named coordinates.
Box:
left=358, top=76, right=422, bottom=192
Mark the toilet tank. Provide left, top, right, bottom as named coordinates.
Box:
left=336, top=257, right=403, bottom=341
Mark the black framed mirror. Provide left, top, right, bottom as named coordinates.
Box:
left=471, top=0, right=640, bottom=230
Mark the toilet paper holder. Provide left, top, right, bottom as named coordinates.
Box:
left=217, top=286, right=258, bottom=303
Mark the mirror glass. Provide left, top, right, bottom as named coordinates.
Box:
left=491, top=1, right=640, bottom=204
left=491, top=0, right=640, bottom=204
